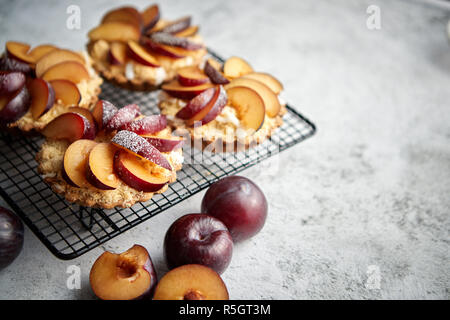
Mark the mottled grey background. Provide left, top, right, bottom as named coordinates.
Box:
left=0, top=0, right=449, bottom=299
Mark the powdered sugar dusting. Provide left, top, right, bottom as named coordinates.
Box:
left=111, top=130, right=172, bottom=170
left=106, top=104, right=141, bottom=130
left=123, top=115, right=167, bottom=134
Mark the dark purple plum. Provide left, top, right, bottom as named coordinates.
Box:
left=201, top=176, right=268, bottom=242
left=0, top=71, right=26, bottom=96
left=0, top=86, right=31, bottom=124
left=0, top=56, right=33, bottom=76
left=0, top=207, right=24, bottom=270
left=164, top=214, right=233, bottom=274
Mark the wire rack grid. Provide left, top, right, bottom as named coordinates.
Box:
left=0, top=56, right=316, bottom=260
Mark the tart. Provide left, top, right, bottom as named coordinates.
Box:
left=87, top=4, right=207, bottom=91
left=0, top=41, right=102, bottom=132
left=158, top=56, right=287, bottom=152
left=36, top=100, right=184, bottom=209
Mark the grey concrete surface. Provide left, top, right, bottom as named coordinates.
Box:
left=0, top=0, right=449, bottom=299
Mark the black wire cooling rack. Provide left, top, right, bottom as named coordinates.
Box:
left=0, top=62, right=316, bottom=260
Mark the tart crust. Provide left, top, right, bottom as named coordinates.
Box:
left=6, top=52, right=103, bottom=133
left=86, top=20, right=207, bottom=91
left=158, top=94, right=287, bottom=152
left=36, top=130, right=184, bottom=209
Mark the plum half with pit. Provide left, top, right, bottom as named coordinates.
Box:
left=164, top=213, right=233, bottom=274
left=0, top=207, right=24, bottom=270
left=89, top=244, right=157, bottom=300
left=201, top=176, right=268, bottom=242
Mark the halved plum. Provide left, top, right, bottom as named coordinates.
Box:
left=90, top=244, right=157, bottom=300
left=41, top=112, right=95, bottom=142
left=28, top=78, right=55, bottom=120
left=114, top=150, right=170, bottom=192
left=86, top=143, right=120, bottom=190
left=111, top=130, right=172, bottom=171
left=62, top=139, right=98, bottom=188
left=153, top=264, right=229, bottom=300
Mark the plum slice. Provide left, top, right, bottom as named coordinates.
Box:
left=141, top=136, right=184, bottom=153
left=88, top=22, right=141, bottom=42
left=5, top=41, right=33, bottom=64
left=114, top=150, right=170, bottom=192
left=149, top=32, right=203, bottom=50
left=121, top=115, right=167, bottom=135
left=141, top=4, right=160, bottom=32
left=111, top=130, right=172, bottom=171
left=86, top=143, right=120, bottom=190
left=105, top=103, right=141, bottom=131
left=204, top=58, right=229, bottom=85
left=35, top=49, right=85, bottom=78
left=62, top=139, right=98, bottom=188
left=0, top=86, right=31, bottom=124
left=41, top=112, right=96, bottom=142
left=49, top=79, right=81, bottom=106
left=28, top=78, right=55, bottom=120
left=225, top=77, right=280, bottom=117
left=223, top=56, right=253, bottom=79
left=161, top=80, right=213, bottom=100
left=225, top=86, right=265, bottom=132
left=159, top=16, right=191, bottom=34
left=92, top=100, right=118, bottom=131
left=127, top=41, right=160, bottom=67
left=177, top=66, right=209, bottom=87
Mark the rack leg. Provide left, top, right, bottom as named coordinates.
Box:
left=78, top=206, right=94, bottom=230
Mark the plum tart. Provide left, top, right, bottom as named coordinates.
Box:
left=0, top=41, right=103, bottom=132
left=158, top=56, right=287, bottom=151
left=36, top=100, right=184, bottom=208
left=87, top=4, right=207, bottom=91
